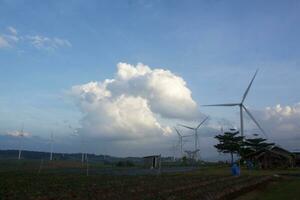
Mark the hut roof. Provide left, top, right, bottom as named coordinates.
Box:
left=244, top=145, right=293, bottom=160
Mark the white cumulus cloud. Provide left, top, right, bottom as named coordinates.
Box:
left=109, top=63, right=200, bottom=120
left=70, top=62, right=201, bottom=140
left=250, top=103, right=300, bottom=150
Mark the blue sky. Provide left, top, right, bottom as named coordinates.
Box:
left=0, top=0, right=300, bottom=158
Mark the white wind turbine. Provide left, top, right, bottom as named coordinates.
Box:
left=69, top=125, right=85, bottom=163
left=18, top=124, right=24, bottom=160
left=202, top=70, right=267, bottom=138
left=50, top=132, right=54, bottom=161
left=178, top=117, right=209, bottom=160
left=174, top=128, right=193, bottom=157
left=170, top=142, right=177, bottom=161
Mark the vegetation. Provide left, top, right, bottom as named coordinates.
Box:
left=235, top=176, right=300, bottom=200
left=116, top=161, right=135, bottom=167
left=241, top=138, right=274, bottom=156
left=0, top=159, right=299, bottom=199
left=214, top=130, right=243, bottom=164
left=214, top=130, right=275, bottom=163
left=0, top=162, right=267, bottom=199
left=0, top=150, right=144, bottom=166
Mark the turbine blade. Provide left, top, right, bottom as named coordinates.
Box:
left=242, top=69, right=258, bottom=103
left=182, top=134, right=194, bottom=138
left=243, top=105, right=268, bottom=138
left=202, top=103, right=239, bottom=107
left=196, top=117, right=209, bottom=129
left=174, top=127, right=182, bottom=137
left=178, top=124, right=195, bottom=130
left=51, top=132, right=54, bottom=142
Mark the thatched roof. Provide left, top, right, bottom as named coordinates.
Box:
left=244, top=145, right=293, bottom=160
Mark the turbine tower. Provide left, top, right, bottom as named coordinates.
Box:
left=50, top=132, right=54, bottom=161
left=18, top=124, right=24, bottom=160
left=170, top=142, right=177, bottom=161
left=174, top=127, right=193, bottom=157
left=203, top=70, right=267, bottom=138
left=69, top=125, right=86, bottom=163
left=81, top=135, right=86, bottom=163
left=178, top=117, right=209, bottom=159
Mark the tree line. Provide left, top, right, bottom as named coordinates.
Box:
left=214, top=129, right=274, bottom=164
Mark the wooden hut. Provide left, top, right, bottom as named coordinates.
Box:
left=244, top=146, right=294, bottom=169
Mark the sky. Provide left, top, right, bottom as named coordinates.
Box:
left=0, top=0, right=300, bottom=160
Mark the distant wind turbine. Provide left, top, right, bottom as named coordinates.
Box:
left=69, top=126, right=85, bottom=163
left=174, top=127, right=193, bottom=157
left=18, top=124, right=24, bottom=160
left=184, top=149, right=200, bottom=160
left=169, top=142, right=178, bottom=161
left=178, top=117, right=209, bottom=160
left=202, top=70, right=267, bottom=138
left=50, top=132, right=54, bottom=161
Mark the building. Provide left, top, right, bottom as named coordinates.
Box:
left=244, top=146, right=294, bottom=169
left=143, top=155, right=161, bottom=169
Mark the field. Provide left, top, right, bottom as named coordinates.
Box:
left=235, top=174, right=300, bottom=200
left=0, top=160, right=299, bottom=200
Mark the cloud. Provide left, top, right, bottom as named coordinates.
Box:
left=6, top=130, right=31, bottom=137
left=110, top=63, right=200, bottom=119
left=70, top=62, right=201, bottom=140
left=248, top=103, right=300, bottom=150
left=26, top=35, right=72, bottom=50
left=0, top=26, right=71, bottom=50
left=0, top=36, right=10, bottom=48
left=0, top=26, right=19, bottom=48
left=7, top=26, right=17, bottom=35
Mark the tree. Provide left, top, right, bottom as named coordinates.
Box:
left=214, top=130, right=244, bottom=164
left=241, top=137, right=274, bottom=157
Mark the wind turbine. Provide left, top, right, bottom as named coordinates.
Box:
left=184, top=149, right=200, bottom=160
left=77, top=133, right=86, bottom=163
left=178, top=117, right=209, bottom=160
left=174, top=128, right=193, bottom=157
left=202, top=70, right=267, bottom=138
left=168, top=140, right=181, bottom=161
left=18, top=124, right=24, bottom=160
left=69, top=126, right=85, bottom=163
left=50, top=132, right=54, bottom=161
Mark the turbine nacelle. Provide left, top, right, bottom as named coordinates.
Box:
left=202, top=69, right=268, bottom=139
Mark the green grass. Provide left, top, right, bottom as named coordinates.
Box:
left=0, top=159, right=299, bottom=200
left=235, top=176, right=300, bottom=200
left=0, top=171, right=272, bottom=200
left=261, top=178, right=300, bottom=200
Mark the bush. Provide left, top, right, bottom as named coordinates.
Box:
left=116, top=161, right=135, bottom=167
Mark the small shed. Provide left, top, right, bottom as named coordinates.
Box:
left=143, top=155, right=161, bottom=169
left=244, top=146, right=294, bottom=169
